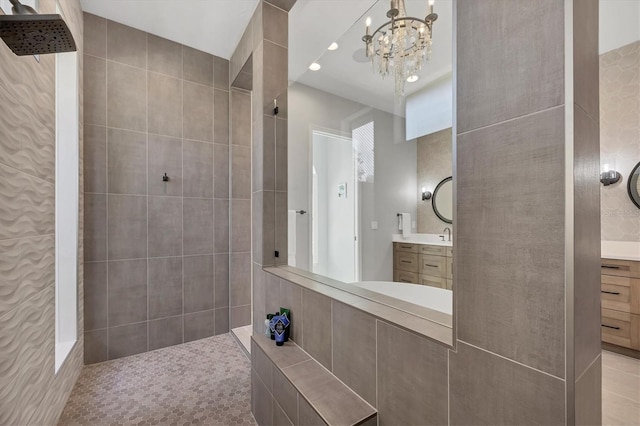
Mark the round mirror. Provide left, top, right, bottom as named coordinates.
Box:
left=628, top=162, right=640, bottom=209
left=432, top=176, right=453, bottom=224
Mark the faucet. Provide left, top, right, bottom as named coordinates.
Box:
left=442, top=227, right=451, bottom=242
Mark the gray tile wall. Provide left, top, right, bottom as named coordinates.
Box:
left=247, top=0, right=601, bottom=425
left=0, top=0, right=85, bottom=424
left=82, top=13, right=231, bottom=363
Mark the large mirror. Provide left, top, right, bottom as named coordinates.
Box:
left=629, top=162, right=640, bottom=209
left=284, top=0, right=455, bottom=330
left=432, top=177, right=453, bottom=224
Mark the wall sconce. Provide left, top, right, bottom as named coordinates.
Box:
left=600, top=162, right=621, bottom=186
left=422, top=187, right=432, bottom=201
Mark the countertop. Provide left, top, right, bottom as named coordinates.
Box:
left=392, top=233, right=452, bottom=246
left=602, top=241, right=640, bottom=261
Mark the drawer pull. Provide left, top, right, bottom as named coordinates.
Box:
left=400, top=245, right=412, bottom=249
left=425, top=264, right=438, bottom=268
left=601, top=324, right=621, bottom=330
left=601, top=290, right=621, bottom=295
left=602, top=265, right=621, bottom=269
left=401, top=260, right=412, bottom=264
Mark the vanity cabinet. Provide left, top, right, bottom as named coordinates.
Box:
left=394, top=242, right=452, bottom=290
left=601, top=258, right=640, bottom=352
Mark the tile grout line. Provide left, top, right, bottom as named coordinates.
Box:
left=146, top=31, right=150, bottom=354
left=104, top=19, right=110, bottom=361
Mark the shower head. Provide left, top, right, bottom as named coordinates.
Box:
left=0, top=0, right=76, bottom=56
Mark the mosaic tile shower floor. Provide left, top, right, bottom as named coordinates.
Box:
left=58, top=334, right=256, bottom=426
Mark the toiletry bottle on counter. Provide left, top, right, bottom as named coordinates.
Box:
left=270, top=311, right=290, bottom=347
left=267, top=314, right=275, bottom=340
left=280, top=308, right=290, bottom=342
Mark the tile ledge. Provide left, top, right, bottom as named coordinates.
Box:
left=264, top=266, right=454, bottom=348
left=252, top=334, right=377, bottom=426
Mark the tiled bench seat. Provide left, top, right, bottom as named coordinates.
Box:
left=251, top=334, right=377, bottom=426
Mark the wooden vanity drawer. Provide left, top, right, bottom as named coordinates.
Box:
left=394, top=242, right=419, bottom=253
left=420, top=245, right=447, bottom=257
left=601, top=258, right=640, bottom=279
left=420, top=255, right=446, bottom=277
left=394, top=270, right=419, bottom=284
left=446, top=257, right=453, bottom=279
left=446, top=279, right=453, bottom=290
left=446, top=247, right=453, bottom=257
left=394, top=252, right=419, bottom=273
left=601, top=274, right=640, bottom=314
left=420, top=274, right=447, bottom=289
left=601, top=308, right=640, bottom=350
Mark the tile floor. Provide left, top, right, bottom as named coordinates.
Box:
left=57, top=333, right=638, bottom=426
left=602, top=350, right=640, bottom=426
left=58, top=334, right=255, bottom=426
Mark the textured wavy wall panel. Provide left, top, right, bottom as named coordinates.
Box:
left=0, top=235, right=55, bottom=318
left=0, top=0, right=84, bottom=424
left=0, top=163, right=55, bottom=240
left=0, top=88, right=56, bottom=181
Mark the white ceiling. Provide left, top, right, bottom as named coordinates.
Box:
left=599, top=0, right=640, bottom=53
left=80, top=0, right=260, bottom=59
left=289, top=0, right=453, bottom=116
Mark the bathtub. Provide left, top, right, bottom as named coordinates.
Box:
left=351, top=281, right=452, bottom=315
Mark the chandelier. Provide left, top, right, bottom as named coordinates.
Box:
left=362, top=0, right=438, bottom=97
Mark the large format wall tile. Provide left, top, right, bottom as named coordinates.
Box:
left=214, top=90, right=230, bottom=145
left=377, top=321, right=448, bottom=425
left=183, top=140, right=214, bottom=198
left=148, top=72, right=183, bottom=138
left=450, top=342, right=565, bottom=426
left=457, top=0, right=564, bottom=133
left=148, top=197, right=183, bottom=258
left=184, top=255, right=215, bottom=314
left=231, top=199, right=252, bottom=252
left=183, top=198, right=214, bottom=255
left=83, top=55, right=106, bottom=126
left=83, top=261, right=107, bottom=331
left=456, top=107, right=566, bottom=378
left=149, top=315, right=183, bottom=350
left=108, top=259, right=148, bottom=327
left=214, top=254, right=230, bottom=309
left=301, top=290, right=332, bottom=370
left=148, top=257, right=183, bottom=320
left=331, top=302, right=376, bottom=405
left=184, top=310, right=215, bottom=342
left=214, top=199, right=230, bottom=253
left=107, top=195, right=148, bottom=260
left=230, top=253, right=252, bottom=307
left=107, top=61, right=147, bottom=132
left=83, top=12, right=106, bottom=58
left=107, top=20, right=147, bottom=69
left=148, top=34, right=182, bottom=79
left=107, top=128, right=147, bottom=195
left=184, top=46, right=214, bottom=87
left=214, top=143, right=230, bottom=198
left=184, top=82, right=214, bottom=142
left=214, top=57, right=230, bottom=91
left=84, top=194, right=107, bottom=261
left=148, top=135, right=182, bottom=197
left=84, top=125, right=107, bottom=193
left=108, top=322, right=148, bottom=359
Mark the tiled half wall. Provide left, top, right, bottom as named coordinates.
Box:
left=82, top=13, right=232, bottom=363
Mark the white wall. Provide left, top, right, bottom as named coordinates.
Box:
left=289, top=83, right=417, bottom=281
left=599, top=0, right=640, bottom=53
left=405, top=74, right=453, bottom=140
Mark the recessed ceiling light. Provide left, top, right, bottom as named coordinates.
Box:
left=328, top=42, right=339, bottom=51
left=309, top=62, right=321, bottom=71
left=407, top=75, right=419, bottom=83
